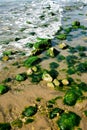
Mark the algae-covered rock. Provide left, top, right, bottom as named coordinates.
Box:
left=62, top=79, right=69, bottom=86
left=11, top=119, right=22, bottom=128
left=0, top=84, right=9, bottom=94
left=72, top=21, right=80, bottom=27
left=57, top=34, right=67, bottom=40
left=3, top=50, right=13, bottom=56
left=22, top=106, right=37, bottom=117
left=63, top=89, right=82, bottom=106
left=53, top=79, right=60, bottom=86
left=57, top=111, right=81, bottom=130
left=47, top=47, right=59, bottom=57
left=58, top=43, right=68, bottom=49
left=0, top=123, right=11, bottom=130
left=49, top=108, right=64, bottom=119
left=42, top=71, right=53, bottom=82
left=24, top=56, right=41, bottom=67
left=15, top=73, right=27, bottom=81
left=34, top=38, right=51, bottom=50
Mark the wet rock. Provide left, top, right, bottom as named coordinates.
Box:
left=47, top=47, right=59, bottom=57
left=61, top=79, right=69, bottom=86
left=42, top=72, right=53, bottom=82
left=47, top=82, right=55, bottom=88
left=53, top=79, right=60, bottom=86
left=26, top=68, right=33, bottom=75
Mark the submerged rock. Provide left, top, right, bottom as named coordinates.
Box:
left=47, top=82, right=55, bottom=88
left=53, top=79, right=60, bottom=86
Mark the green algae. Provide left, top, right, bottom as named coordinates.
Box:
left=57, top=111, right=81, bottom=130
left=0, top=84, right=9, bottom=95
left=50, top=62, right=59, bottom=69
left=0, top=123, right=11, bottom=130
left=11, top=119, right=23, bottom=128
left=66, top=55, right=78, bottom=67
left=22, top=106, right=37, bottom=117
left=57, top=55, right=65, bottom=62
left=24, top=56, right=41, bottom=67
left=15, top=73, right=27, bottom=81
left=57, top=33, right=67, bottom=40
left=49, top=108, right=64, bottom=119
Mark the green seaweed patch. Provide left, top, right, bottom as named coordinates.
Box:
left=68, top=46, right=77, bottom=53
left=0, top=123, right=11, bottom=130
left=72, top=21, right=80, bottom=28
left=22, top=106, right=37, bottom=117
left=48, top=96, right=62, bottom=105
left=50, top=62, right=59, bottom=69
left=24, top=118, right=34, bottom=124
left=3, top=77, right=12, bottom=83
left=30, top=72, right=42, bottom=83
left=11, top=119, right=22, bottom=128
left=78, top=82, right=87, bottom=92
left=63, top=88, right=82, bottom=106
left=83, top=110, right=87, bottom=117
left=57, top=111, right=81, bottom=130
left=76, top=61, right=87, bottom=73
left=79, top=52, right=86, bottom=57
left=75, top=45, right=87, bottom=52
left=49, top=108, right=64, bottom=119
left=0, top=84, right=9, bottom=95
left=15, top=37, right=21, bottom=41
left=15, top=73, right=27, bottom=81
left=64, top=27, right=72, bottom=34
left=24, top=56, right=41, bottom=67
left=57, top=55, right=65, bottom=62
left=56, top=33, right=67, bottom=40
left=66, top=55, right=78, bottom=67
left=3, top=50, right=13, bottom=56
left=49, top=69, right=58, bottom=79
left=67, top=67, right=76, bottom=75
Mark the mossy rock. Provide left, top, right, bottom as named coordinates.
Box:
left=0, top=84, right=9, bottom=95
left=57, top=34, right=67, bottom=40
left=3, top=50, right=13, bottom=56
left=49, top=108, right=64, bottom=119
left=33, top=38, right=51, bottom=50
left=72, top=21, right=80, bottom=27
left=0, top=123, right=11, bottom=130
left=24, top=56, right=41, bottom=67
left=57, top=111, right=81, bottom=130
left=15, top=73, right=27, bottom=81
left=11, top=119, right=22, bottom=128
left=47, top=47, right=59, bottom=57
left=22, top=106, right=37, bottom=117
left=63, top=89, right=82, bottom=106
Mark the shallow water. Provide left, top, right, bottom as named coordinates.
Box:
left=0, top=0, right=87, bottom=56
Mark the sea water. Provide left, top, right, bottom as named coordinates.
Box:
left=0, top=0, right=87, bottom=56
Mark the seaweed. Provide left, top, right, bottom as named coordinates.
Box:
left=63, top=89, right=82, bottom=106
left=24, top=118, right=34, bottom=124
left=11, top=119, right=22, bottom=128
left=50, top=62, right=59, bottom=69
left=76, top=61, right=87, bottom=73
left=66, top=55, right=78, bottom=67
left=3, top=50, right=13, bottom=56
left=67, top=67, right=76, bottom=75
left=3, top=78, right=12, bottom=83
left=33, top=38, right=51, bottom=50
left=57, top=111, right=81, bottom=130
left=49, top=69, right=58, bottom=79
left=15, top=73, right=27, bottom=81
left=79, top=52, right=86, bottom=57
left=25, top=43, right=33, bottom=48
left=68, top=46, right=77, bottom=53
left=83, top=110, right=87, bottom=116
left=22, top=106, right=37, bottom=117
left=49, top=108, right=64, bottom=119
left=0, top=123, right=11, bottom=130
left=24, top=56, right=41, bottom=67
left=75, top=45, right=87, bottom=52
left=57, top=55, right=65, bottom=62
left=56, top=33, right=67, bottom=40
left=78, top=82, right=87, bottom=92
left=64, top=27, right=72, bottom=34
left=72, top=21, right=80, bottom=27
left=30, top=72, right=42, bottom=83
left=0, top=84, right=9, bottom=95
